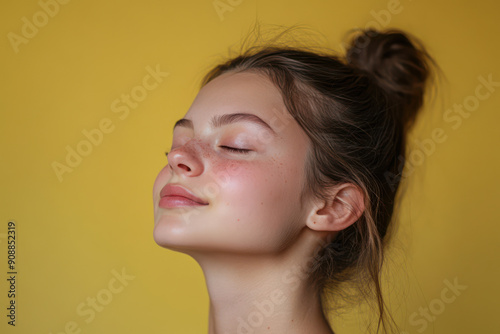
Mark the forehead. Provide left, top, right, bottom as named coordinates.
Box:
left=184, top=71, right=286, bottom=124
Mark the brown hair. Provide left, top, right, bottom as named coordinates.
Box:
left=201, top=27, right=435, bottom=333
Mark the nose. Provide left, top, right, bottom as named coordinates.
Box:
left=166, top=141, right=204, bottom=177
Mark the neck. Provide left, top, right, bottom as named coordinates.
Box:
left=190, top=229, right=335, bottom=334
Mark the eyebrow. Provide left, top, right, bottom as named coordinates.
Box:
left=173, top=112, right=277, bottom=135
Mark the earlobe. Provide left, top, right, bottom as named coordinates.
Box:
left=306, top=184, right=365, bottom=232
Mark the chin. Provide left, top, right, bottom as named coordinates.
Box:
left=153, top=218, right=217, bottom=256
left=154, top=219, right=192, bottom=250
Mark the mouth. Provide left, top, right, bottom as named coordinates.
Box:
left=159, top=184, right=209, bottom=209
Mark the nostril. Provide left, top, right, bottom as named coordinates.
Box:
left=178, top=163, right=191, bottom=172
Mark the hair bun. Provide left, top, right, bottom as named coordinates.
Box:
left=345, top=29, right=433, bottom=129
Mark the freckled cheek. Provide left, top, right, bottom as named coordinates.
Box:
left=213, top=161, right=280, bottom=206
left=210, top=161, right=254, bottom=191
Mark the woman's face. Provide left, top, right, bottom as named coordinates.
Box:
left=153, top=71, right=312, bottom=255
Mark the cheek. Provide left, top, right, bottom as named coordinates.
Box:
left=215, top=157, right=301, bottom=219
left=219, top=160, right=305, bottom=252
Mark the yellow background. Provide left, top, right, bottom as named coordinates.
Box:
left=1, top=0, right=499, bottom=333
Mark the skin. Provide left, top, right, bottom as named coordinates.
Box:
left=152, top=71, right=364, bottom=334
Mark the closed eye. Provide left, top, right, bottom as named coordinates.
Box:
left=220, top=146, right=252, bottom=154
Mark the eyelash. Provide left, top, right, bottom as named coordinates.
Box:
left=219, top=146, right=252, bottom=154
left=164, top=147, right=252, bottom=157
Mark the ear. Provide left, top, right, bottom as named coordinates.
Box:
left=305, top=183, right=365, bottom=232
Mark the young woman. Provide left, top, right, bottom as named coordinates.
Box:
left=153, top=27, right=434, bottom=334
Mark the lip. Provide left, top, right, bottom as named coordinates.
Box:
left=159, top=184, right=209, bottom=209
